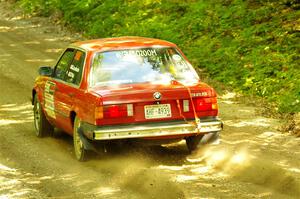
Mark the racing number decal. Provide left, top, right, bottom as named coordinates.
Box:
left=44, top=81, right=56, bottom=119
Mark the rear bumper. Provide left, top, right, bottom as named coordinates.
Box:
left=81, top=118, right=223, bottom=141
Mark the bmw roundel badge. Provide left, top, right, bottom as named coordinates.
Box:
left=153, top=92, right=162, bottom=100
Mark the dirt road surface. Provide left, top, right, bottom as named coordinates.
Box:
left=0, top=2, right=299, bottom=198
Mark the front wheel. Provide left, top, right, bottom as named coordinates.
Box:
left=33, top=95, right=53, bottom=137
left=73, top=116, right=87, bottom=161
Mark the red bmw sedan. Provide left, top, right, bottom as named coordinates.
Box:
left=32, top=37, right=223, bottom=161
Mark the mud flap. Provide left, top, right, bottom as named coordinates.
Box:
left=77, top=127, right=97, bottom=152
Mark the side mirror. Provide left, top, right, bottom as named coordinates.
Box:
left=38, top=66, right=53, bottom=76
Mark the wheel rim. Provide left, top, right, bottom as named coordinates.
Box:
left=74, top=121, right=84, bottom=160
left=34, top=101, right=40, bottom=134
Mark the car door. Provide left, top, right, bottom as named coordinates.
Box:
left=52, top=48, right=87, bottom=134
left=54, top=49, right=86, bottom=134
left=43, top=48, right=75, bottom=127
left=44, top=48, right=75, bottom=132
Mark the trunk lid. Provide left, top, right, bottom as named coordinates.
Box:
left=90, top=81, right=217, bottom=125
left=90, top=81, right=213, bottom=105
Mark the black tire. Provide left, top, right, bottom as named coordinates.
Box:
left=73, top=116, right=87, bottom=161
left=33, top=95, right=54, bottom=137
left=186, top=135, right=204, bottom=152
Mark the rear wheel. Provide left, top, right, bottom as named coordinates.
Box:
left=73, top=116, right=87, bottom=161
left=186, top=135, right=203, bottom=152
left=33, top=95, right=53, bottom=137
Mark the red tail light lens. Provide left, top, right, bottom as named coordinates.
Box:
left=193, top=97, right=218, bottom=111
left=195, top=99, right=211, bottom=111
left=104, top=105, right=126, bottom=118
left=103, top=104, right=133, bottom=118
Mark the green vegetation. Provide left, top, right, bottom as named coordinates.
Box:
left=17, top=0, right=300, bottom=113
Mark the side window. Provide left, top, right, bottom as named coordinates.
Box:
left=65, top=50, right=86, bottom=85
left=53, top=49, right=75, bottom=80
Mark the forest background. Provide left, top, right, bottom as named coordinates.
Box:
left=15, top=0, right=300, bottom=115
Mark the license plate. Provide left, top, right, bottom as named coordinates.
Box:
left=144, top=104, right=172, bottom=119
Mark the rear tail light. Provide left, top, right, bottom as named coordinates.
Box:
left=195, top=99, right=211, bottom=111
left=193, top=97, right=218, bottom=111
left=103, top=104, right=134, bottom=118
left=95, top=106, right=103, bottom=120
left=212, top=103, right=218, bottom=110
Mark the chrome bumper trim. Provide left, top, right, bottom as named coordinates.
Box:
left=92, top=120, right=222, bottom=140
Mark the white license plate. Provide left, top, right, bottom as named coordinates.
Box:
left=144, top=104, right=172, bottom=119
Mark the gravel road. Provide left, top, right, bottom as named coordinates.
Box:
left=0, top=2, right=299, bottom=198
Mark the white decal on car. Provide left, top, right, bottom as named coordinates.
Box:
left=192, top=92, right=208, bottom=97
left=70, top=64, right=80, bottom=72
left=172, top=54, right=182, bottom=61
left=116, top=49, right=158, bottom=58
left=67, top=71, right=75, bottom=78
left=44, top=81, right=56, bottom=119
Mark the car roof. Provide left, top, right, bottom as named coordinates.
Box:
left=70, top=36, right=177, bottom=52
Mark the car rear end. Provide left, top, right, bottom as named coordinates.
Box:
left=81, top=84, right=222, bottom=146
left=80, top=42, right=222, bottom=150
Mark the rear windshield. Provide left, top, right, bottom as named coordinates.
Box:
left=89, top=47, right=199, bottom=87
